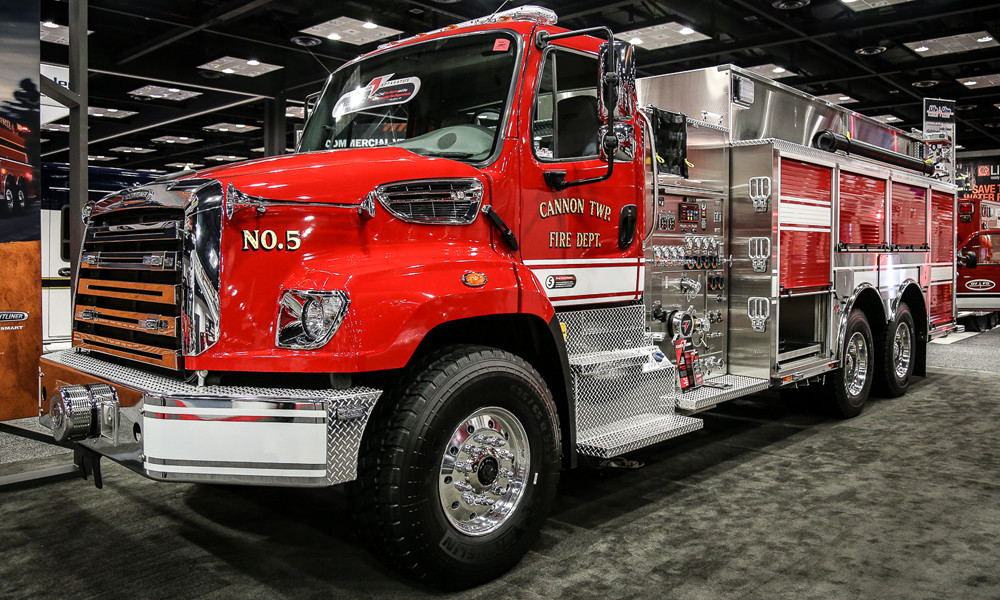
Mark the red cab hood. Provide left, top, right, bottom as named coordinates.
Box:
left=194, top=147, right=483, bottom=204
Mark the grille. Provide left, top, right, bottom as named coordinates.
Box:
left=374, top=178, right=483, bottom=224
left=73, top=207, right=184, bottom=372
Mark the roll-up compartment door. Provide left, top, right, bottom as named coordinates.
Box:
left=779, top=158, right=832, bottom=291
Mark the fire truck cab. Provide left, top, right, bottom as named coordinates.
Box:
left=37, top=6, right=957, bottom=588
left=956, top=197, right=1000, bottom=328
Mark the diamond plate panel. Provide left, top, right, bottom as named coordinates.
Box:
left=577, top=413, right=703, bottom=458
left=675, top=374, right=770, bottom=412
left=557, top=304, right=650, bottom=358
left=568, top=345, right=661, bottom=374
left=326, top=397, right=378, bottom=485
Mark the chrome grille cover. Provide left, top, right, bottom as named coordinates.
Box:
left=374, top=177, right=484, bottom=224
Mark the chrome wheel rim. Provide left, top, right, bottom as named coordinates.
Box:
left=844, top=331, right=869, bottom=397
left=893, top=321, right=912, bottom=380
left=438, top=406, right=530, bottom=537
left=16, top=189, right=24, bottom=209
left=3, top=188, right=12, bottom=210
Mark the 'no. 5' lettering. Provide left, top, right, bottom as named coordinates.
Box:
left=242, top=229, right=301, bottom=251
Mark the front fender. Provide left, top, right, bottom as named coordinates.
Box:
left=189, top=241, right=553, bottom=372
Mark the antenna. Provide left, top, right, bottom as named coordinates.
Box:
left=489, top=0, right=512, bottom=19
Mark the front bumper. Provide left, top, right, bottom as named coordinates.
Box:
left=38, top=350, right=381, bottom=487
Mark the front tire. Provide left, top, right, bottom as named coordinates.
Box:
left=830, top=309, right=874, bottom=418
left=875, top=302, right=915, bottom=398
left=352, top=346, right=561, bottom=589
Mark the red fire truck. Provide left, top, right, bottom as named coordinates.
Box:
left=37, top=6, right=956, bottom=588
left=0, top=116, right=33, bottom=211
left=956, top=194, right=1000, bottom=329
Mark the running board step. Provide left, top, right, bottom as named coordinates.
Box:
left=567, top=345, right=661, bottom=374
left=576, top=413, right=703, bottom=459
left=673, top=375, right=770, bottom=413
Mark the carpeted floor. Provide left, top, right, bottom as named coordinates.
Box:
left=2, top=331, right=1000, bottom=599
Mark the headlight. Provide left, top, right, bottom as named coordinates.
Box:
left=276, top=290, right=350, bottom=349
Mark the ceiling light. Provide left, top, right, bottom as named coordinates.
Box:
left=614, top=22, right=710, bottom=50
left=291, top=35, right=322, bottom=47
left=955, top=73, right=1000, bottom=88
left=165, top=162, right=205, bottom=169
left=772, top=0, right=810, bottom=9
left=815, top=93, right=857, bottom=104
left=742, top=64, right=796, bottom=79
left=41, top=123, right=70, bottom=132
left=911, top=79, right=939, bottom=88
left=855, top=45, right=887, bottom=56
left=151, top=135, right=202, bottom=144
left=629, top=37, right=643, bottom=45
left=88, top=106, right=137, bottom=119
left=205, top=154, right=246, bottom=162
left=841, top=0, right=915, bottom=11
left=110, top=146, right=155, bottom=154
left=203, top=122, right=260, bottom=133
left=198, top=56, right=282, bottom=77
left=956, top=104, right=977, bottom=111
left=39, top=22, right=93, bottom=45
left=129, top=85, right=202, bottom=101
left=300, top=16, right=402, bottom=46
left=984, top=122, right=1000, bottom=128
left=327, top=33, right=342, bottom=40
left=871, top=114, right=902, bottom=123
left=285, top=106, right=305, bottom=119
left=87, top=155, right=115, bottom=161
left=905, top=32, right=998, bottom=56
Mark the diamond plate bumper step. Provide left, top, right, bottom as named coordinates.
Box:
left=576, top=413, right=703, bottom=459
left=673, top=374, right=770, bottom=413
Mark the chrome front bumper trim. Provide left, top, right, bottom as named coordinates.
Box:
left=40, top=350, right=381, bottom=487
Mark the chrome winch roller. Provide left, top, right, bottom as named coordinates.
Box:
left=48, top=383, right=120, bottom=442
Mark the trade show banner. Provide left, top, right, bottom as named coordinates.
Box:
left=923, top=98, right=956, bottom=184
left=0, top=0, right=42, bottom=420
left=956, top=156, right=1000, bottom=202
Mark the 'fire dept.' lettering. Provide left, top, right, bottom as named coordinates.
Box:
left=549, top=231, right=601, bottom=248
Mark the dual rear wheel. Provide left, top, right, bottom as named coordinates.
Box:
left=829, top=302, right=916, bottom=418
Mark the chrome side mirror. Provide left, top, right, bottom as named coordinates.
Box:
left=598, top=40, right=636, bottom=123
left=599, top=123, right=636, bottom=162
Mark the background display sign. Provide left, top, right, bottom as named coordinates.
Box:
left=957, top=156, right=1000, bottom=202
left=0, top=0, right=42, bottom=420
left=923, top=98, right=956, bottom=185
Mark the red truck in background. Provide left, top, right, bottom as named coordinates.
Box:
left=956, top=195, right=1000, bottom=330
left=36, top=6, right=957, bottom=588
left=0, top=116, right=34, bottom=212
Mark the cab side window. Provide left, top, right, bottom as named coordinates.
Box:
left=532, top=50, right=599, bottom=161
left=970, top=233, right=1000, bottom=264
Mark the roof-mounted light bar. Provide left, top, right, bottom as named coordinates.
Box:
left=378, top=5, right=557, bottom=50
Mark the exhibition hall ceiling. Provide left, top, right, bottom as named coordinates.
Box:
left=38, top=0, right=1000, bottom=170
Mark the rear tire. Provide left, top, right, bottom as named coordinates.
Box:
left=351, top=345, right=561, bottom=590
left=829, top=309, right=874, bottom=418
left=15, top=181, right=26, bottom=210
left=2, top=177, right=14, bottom=211
left=875, top=302, right=915, bottom=398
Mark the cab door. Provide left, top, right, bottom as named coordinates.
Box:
left=958, top=231, right=1000, bottom=311
left=519, top=43, right=643, bottom=308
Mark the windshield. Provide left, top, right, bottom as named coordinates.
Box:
left=299, top=31, right=520, bottom=163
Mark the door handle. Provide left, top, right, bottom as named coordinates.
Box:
left=619, top=204, right=637, bottom=249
